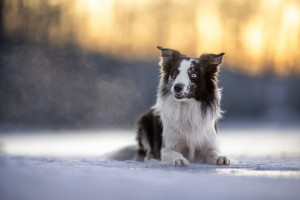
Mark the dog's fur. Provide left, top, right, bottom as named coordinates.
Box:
left=135, top=46, right=229, bottom=166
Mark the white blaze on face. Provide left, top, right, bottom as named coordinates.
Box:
left=172, top=59, right=194, bottom=95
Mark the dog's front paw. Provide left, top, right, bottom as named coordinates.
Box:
left=207, top=155, right=230, bottom=165
left=173, top=157, right=190, bottom=167
left=214, top=156, right=230, bottom=165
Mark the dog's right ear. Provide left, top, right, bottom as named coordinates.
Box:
left=157, top=46, right=180, bottom=68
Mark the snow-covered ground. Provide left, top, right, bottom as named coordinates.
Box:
left=0, top=156, right=300, bottom=200
left=0, top=128, right=300, bottom=200
left=1, top=128, right=299, bottom=158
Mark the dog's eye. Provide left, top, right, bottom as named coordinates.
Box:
left=191, top=73, right=197, bottom=78
left=171, top=70, right=179, bottom=79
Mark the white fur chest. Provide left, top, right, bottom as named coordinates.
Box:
left=155, top=95, right=220, bottom=162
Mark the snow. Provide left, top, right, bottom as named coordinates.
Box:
left=0, top=128, right=300, bottom=200
left=1, top=128, right=299, bottom=158
left=0, top=156, right=299, bottom=200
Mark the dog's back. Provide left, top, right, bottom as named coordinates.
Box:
left=135, top=108, right=162, bottom=161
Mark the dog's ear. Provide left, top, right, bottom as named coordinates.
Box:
left=157, top=46, right=181, bottom=68
left=207, top=53, right=225, bottom=66
left=201, top=53, right=225, bottom=73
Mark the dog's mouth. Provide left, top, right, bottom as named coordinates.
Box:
left=175, top=94, right=193, bottom=100
left=175, top=94, right=184, bottom=99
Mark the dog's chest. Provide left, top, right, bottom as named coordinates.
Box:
left=159, top=97, right=218, bottom=161
left=175, top=119, right=215, bottom=160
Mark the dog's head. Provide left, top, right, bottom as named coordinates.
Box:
left=157, top=46, right=224, bottom=102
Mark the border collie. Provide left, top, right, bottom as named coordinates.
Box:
left=135, top=46, right=230, bottom=167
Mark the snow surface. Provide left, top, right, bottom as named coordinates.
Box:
left=0, top=155, right=300, bottom=200
left=1, top=128, right=299, bottom=158
left=0, top=128, right=300, bottom=200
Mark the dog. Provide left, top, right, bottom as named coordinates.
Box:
left=135, top=46, right=230, bottom=167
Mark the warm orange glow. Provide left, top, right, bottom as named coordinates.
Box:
left=284, top=5, right=299, bottom=26
left=3, top=0, right=300, bottom=75
left=243, top=23, right=264, bottom=71
left=196, top=3, right=223, bottom=54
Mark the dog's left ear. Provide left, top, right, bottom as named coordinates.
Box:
left=201, top=53, right=225, bottom=73
left=207, top=53, right=225, bottom=66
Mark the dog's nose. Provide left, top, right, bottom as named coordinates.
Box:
left=174, top=84, right=183, bottom=93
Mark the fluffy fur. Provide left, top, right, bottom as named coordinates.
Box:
left=135, top=46, right=229, bottom=167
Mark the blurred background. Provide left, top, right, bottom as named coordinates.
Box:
left=0, top=0, right=299, bottom=158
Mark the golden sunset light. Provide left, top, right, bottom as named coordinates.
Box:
left=3, top=0, right=300, bottom=75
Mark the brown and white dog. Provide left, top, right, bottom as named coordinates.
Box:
left=135, top=46, right=230, bottom=167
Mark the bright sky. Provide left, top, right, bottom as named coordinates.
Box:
left=3, top=0, right=300, bottom=75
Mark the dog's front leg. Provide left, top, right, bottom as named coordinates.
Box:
left=205, top=148, right=230, bottom=165
left=201, top=128, right=230, bottom=165
left=204, top=138, right=230, bottom=165
left=160, top=125, right=190, bottom=167
left=161, top=148, right=190, bottom=167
